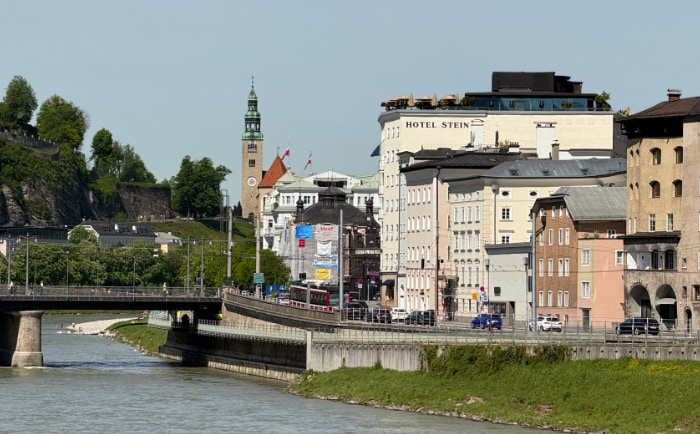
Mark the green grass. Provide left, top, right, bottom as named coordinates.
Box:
left=290, top=346, right=700, bottom=433
left=107, top=320, right=167, bottom=355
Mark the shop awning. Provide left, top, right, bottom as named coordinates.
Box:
left=382, top=279, right=395, bottom=286
left=655, top=298, right=677, bottom=305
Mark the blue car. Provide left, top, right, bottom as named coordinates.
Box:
left=471, top=313, right=502, bottom=330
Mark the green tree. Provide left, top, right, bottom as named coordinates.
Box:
left=230, top=240, right=290, bottom=290
left=171, top=156, right=231, bottom=218
left=36, top=95, right=89, bottom=150
left=0, top=75, right=38, bottom=131
left=119, top=144, right=156, bottom=183
left=90, top=128, right=116, bottom=176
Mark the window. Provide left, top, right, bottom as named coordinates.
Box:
left=675, top=146, right=683, bottom=164
left=248, top=159, right=256, bottom=167
left=667, top=214, right=674, bottom=231
left=558, top=258, right=563, bottom=276
left=475, top=206, right=481, bottom=222
left=563, top=291, right=569, bottom=307
left=606, top=229, right=617, bottom=238
left=557, top=291, right=563, bottom=307
left=559, top=205, right=564, bottom=217
left=564, top=258, right=570, bottom=276
left=558, top=229, right=564, bottom=245
left=547, top=258, right=553, bottom=276
left=581, top=281, right=591, bottom=298
left=500, top=234, right=511, bottom=244
left=538, top=259, right=544, bottom=276
left=651, top=250, right=661, bottom=270
left=547, top=291, right=553, bottom=307
left=247, top=143, right=257, bottom=153
left=539, top=232, right=544, bottom=246
left=649, top=214, right=656, bottom=232
left=650, top=181, right=660, bottom=198
left=538, top=291, right=544, bottom=307
left=565, top=228, right=570, bottom=245
left=551, top=206, right=556, bottom=218
left=665, top=250, right=676, bottom=270
left=651, top=148, right=661, bottom=165
left=582, top=249, right=591, bottom=266
left=674, top=180, right=682, bottom=197
left=695, top=285, right=700, bottom=301
left=501, top=207, right=511, bottom=220
left=615, top=250, right=624, bottom=266
left=548, top=229, right=553, bottom=245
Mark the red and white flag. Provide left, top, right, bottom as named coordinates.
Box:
left=304, top=152, right=312, bottom=171
left=281, top=147, right=290, bottom=160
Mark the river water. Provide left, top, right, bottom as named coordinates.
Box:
left=0, top=314, right=536, bottom=433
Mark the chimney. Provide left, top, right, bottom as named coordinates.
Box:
left=551, top=140, right=560, bottom=160
left=667, top=89, right=682, bottom=102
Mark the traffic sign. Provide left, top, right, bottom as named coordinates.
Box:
left=253, top=272, right=264, bottom=283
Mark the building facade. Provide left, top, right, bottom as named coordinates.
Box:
left=241, top=83, right=264, bottom=219
left=621, top=90, right=700, bottom=332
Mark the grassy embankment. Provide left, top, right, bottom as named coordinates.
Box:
left=107, top=319, right=167, bottom=355
left=289, top=345, right=700, bottom=434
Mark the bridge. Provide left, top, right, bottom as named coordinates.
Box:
left=0, top=286, right=222, bottom=367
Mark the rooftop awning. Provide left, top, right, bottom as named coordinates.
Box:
left=655, top=298, right=677, bottom=305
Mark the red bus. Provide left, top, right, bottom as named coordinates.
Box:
left=289, top=284, right=334, bottom=312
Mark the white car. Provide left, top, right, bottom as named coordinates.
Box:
left=529, top=315, right=563, bottom=332
left=389, top=308, right=408, bottom=323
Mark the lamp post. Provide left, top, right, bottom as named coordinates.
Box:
left=132, top=255, right=136, bottom=295
left=484, top=258, right=490, bottom=313
left=186, top=237, right=191, bottom=291
left=65, top=251, right=69, bottom=288
left=25, top=233, right=29, bottom=294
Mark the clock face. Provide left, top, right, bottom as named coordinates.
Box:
left=247, top=177, right=257, bottom=187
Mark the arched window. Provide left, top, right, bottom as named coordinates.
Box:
left=629, top=183, right=634, bottom=200
left=650, top=181, right=661, bottom=198
left=651, top=148, right=661, bottom=165
left=673, top=180, right=683, bottom=197
left=675, top=146, right=683, bottom=164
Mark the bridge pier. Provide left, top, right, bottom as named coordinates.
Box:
left=0, top=311, right=44, bottom=367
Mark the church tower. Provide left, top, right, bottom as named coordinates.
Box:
left=241, top=78, right=263, bottom=219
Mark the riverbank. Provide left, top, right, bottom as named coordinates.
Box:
left=59, top=318, right=139, bottom=335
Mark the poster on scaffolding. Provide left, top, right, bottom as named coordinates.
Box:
left=315, top=224, right=338, bottom=242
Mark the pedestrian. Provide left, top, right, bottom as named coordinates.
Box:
left=162, top=282, right=167, bottom=297
left=8, top=280, right=14, bottom=296
left=39, top=281, right=44, bottom=296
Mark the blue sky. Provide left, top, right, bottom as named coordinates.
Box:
left=2, top=1, right=698, bottom=206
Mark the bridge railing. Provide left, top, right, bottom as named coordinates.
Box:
left=2, top=285, right=222, bottom=298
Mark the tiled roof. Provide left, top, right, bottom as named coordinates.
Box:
left=402, top=151, right=524, bottom=172
left=624, top=96, right=700, bottom=120
left=259, top=155, right=287, bottom=187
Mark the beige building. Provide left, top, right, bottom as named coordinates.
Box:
left=621, top=90, right=700, bottom=332
left=446, top=159, right=626, bottom=322
left=377, top=72, right=622, bottom=314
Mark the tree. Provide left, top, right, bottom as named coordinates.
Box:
left=171, top=156, right=231, bottom=218
left=36, top=95, right=89, bottom=150
left=90, top=128, right=115, bottom=176
left=119, top=144, right=156, bottom=183
left=0, top=75, right=38, bottom=131
left=595, top=91, right=611, bottom=112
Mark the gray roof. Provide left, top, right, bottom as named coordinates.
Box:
left=484, top=158, right=626, bottom=178
left=554, top=186, right=627, bottom=220
left=401, top=151, right=524, bottom=172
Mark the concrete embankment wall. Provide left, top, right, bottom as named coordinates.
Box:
left=159, top=329, right=305, bottom=382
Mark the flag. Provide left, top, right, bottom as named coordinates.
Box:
left=370, top=144, right=380, bottom=157
left=304, top=152, right=312, bottom=171
left=282, top=146, right=290, bottom=160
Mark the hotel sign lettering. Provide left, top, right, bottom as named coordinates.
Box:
left=405, top=121, right=470, bottom=129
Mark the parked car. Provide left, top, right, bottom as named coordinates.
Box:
left=277, top=290, right=290, bottom=305
left=389, top=308, right=408, bottom=323
left=471, top=313, right=502, bottom=330
left=366, top=308, right=392, bottom=323
left=528, top=315, right=562, bottom=332
left=404, top=310, right=436, bottom=326
left=343, top=301, right=367, bottom=320
left=616, top=317, right=660, bottom=335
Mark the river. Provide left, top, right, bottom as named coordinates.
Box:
left=0, top=314, right=536, bottom=433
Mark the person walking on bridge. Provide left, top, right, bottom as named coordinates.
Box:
left=8, top=280, right=14, bottom=296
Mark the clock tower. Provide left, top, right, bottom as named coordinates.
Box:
left=241, top=78, right=263, bottom=219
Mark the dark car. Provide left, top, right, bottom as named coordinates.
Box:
left=366, top=308, right=392, bottom=323
left=471, top=313, right=502, bottom=330
left=343, top=301, right=367, bottom=320
left=616, top=317, right=660, bottom=335
left=404, top=310, right=436, bottom=326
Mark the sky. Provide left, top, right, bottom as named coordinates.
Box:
left=3, top=1, right=699, bottom=207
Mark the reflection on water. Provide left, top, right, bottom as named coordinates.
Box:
left=0, top=314, right=535, bottom=434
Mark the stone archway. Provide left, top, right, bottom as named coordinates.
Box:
left=628, top=284, right=652, bottom=317
left=654, top=284, right=677, bottom=330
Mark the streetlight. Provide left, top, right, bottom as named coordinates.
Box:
left=65, top=251, right=69, bottom=288
left=484, top=258, right=490, bottom=313
left=25, top=233, right=29, bottom=294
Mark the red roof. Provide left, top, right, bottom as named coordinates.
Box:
left=259, top=155, right=287, bottom=187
